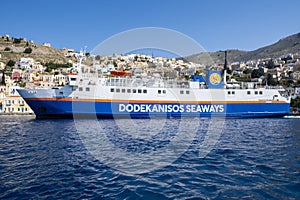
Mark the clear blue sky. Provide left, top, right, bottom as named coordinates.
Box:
left=1, top=0, right=300, bottom=55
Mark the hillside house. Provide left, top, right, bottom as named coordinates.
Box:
left=12, top=71, right=22, bottom=81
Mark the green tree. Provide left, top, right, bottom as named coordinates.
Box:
left=243, top=68, right=252, bottom=74
left=18, top=81, right=26, bottom=88
left=24, top=47, right=32, bottom=54
left=291, top=97, right=300, bottom=109
left=251, top=68, right=264, bottom=78
left=265, top=73, right=278, bottom=86
left=13, top=38, right=21, bottom=44
left=7, top=60, right=15, bottom=67
left=1, top=69, right=5, bottom=85
left=44, top=62, right=72, bottom=72
left=113, top=60, right=118, bottom=68
left=95, top=55, right=101, bottom=60
left=4, top=47, right=11, bottom=51
left=266, top=59, right=275, bottom=69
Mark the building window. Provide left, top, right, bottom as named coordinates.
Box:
left=143, top=89, right=147, bottom=94
left=232, top=91, right=235, bottom=95
left=247, top=91, right=251, bottom=95
left=79, top=87, right=83, bottom=91
left=138, top=89, right=142, bottom=94
left=228, top=91, right=231, bottom=95
left=127, top=89, right=131, bottom=93
left=116, top=88, right=120, bottom=93
left=255, top=91, right=258, bottom=95
left=186, top=90, right=190, bottom=94
left=110, top=88, right=114, bottom=92
left=122, top=89, right=126, bottom=93
left=86, top=87, right=90, bottom=92
left=180, top=90, right=184, bottom=94
left=163, top=90, right=166, bottom=94
left=259, top=91, right=263, bottom=95
left=133, top=89, right=136, bottom=93
left=158, top=90, right=161, bottom=94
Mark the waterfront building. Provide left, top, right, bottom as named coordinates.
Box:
left=1, top=86, right=33, bottom=114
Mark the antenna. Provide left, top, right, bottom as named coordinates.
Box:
left=224, top=50, right=228, bottom=71
left=75, top=47, right=87, bottom=74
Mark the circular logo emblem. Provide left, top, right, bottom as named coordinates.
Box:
left=209, top=73, right=221, bottom=85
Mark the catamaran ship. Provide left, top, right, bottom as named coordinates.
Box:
left=17, top=52, right=290, bottom=119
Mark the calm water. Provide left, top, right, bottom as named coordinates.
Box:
left=0, top=116, right=299, bottom=199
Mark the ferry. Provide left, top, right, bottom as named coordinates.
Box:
left=17, top=53, right=290, bottom=119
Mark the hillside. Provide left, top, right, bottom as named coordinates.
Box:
left=185, top=32, right=300, bottom=65
left=0, top=36, right=74, bottom=64
left=1, top=32, right=300, bottom=66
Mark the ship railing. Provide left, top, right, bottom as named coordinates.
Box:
left=104, top=79, right=195, bottom=89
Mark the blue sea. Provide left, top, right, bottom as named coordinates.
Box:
left=0, top=115, right=299, bottom=199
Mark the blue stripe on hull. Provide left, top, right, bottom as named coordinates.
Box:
left=25, top=100, right=290, bottom=119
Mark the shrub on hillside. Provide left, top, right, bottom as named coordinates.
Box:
left=24, top=47, right=32, bottom=54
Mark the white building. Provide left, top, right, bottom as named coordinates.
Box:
left=19, top=57, right=34, bottom=70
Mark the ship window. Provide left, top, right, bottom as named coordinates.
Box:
left=180, top=90, right=184, bottom=94
left=247, top=91, right=251, bottom=95
left=122, top=89, right=126, bottom=93
left=86, top=87, right=90, bottom=92
left=71, top=78, right=76, bottom=81
left=133, top=89, right=137, bottom=93
left=186, top=90, right=189, bottom=94
left=110, top=88, right=114, bottom=92
left=138, top=89, right=142, bottom=93
left=158, top=90, right=161, bottom=94
left=259, top=91, right=263, bottom=95
left=255, top=91, right=258, bottom=95
left=127, top=89, right=131, bottom=93
left=116, top=88, right=120, bottom=93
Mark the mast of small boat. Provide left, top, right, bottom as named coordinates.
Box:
left=223, top=50, right=227, bottom=87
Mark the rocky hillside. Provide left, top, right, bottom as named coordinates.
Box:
left=2, top=32, right=300, bottom=66
left=185, top=32, right=300, bottom=65
left=0, top=36, right=75, bottom=64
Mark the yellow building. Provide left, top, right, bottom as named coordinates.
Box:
left=2, top=96, right=33, bottom=114
left=1, top=86, right=33, bottom=115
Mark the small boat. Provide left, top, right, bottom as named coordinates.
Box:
left=283, top=115, right=300, bottom=118
left=110, top=70, right=131, bottom=76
